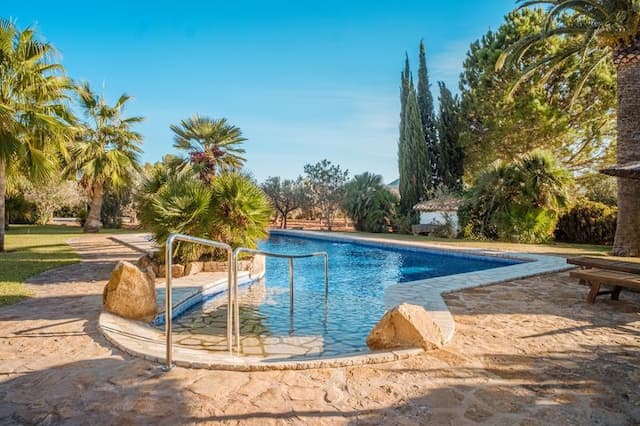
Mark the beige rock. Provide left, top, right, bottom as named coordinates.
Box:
left=156, top=263, right=185, bottom=278
left=171, top=264, right=185, bottom=278
left=184, top=261, right=203, bottom=276
left=151, top=261, right=160, bottom=277
left=136, top=253, right=154, bottom=270
left=144, top=266, right=156, bottom=282
left=203, top=258, right=255, bottom=273
left=103, top=261, right=158, bottom=321
left=366, top=303, right=443, bottom=351
left=203, top=261, right=227, bottom=272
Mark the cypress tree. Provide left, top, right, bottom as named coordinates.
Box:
left=399, top=83, right=430, bottom=216
left=400, top=53, right=411, bottom=120
left=437, top=81, right=464, bottom=191
left=398, top=54, right=410, bottom=215
left=417, top=40, right=440, bottom=190
left=398, top=52, right=413, bottom=213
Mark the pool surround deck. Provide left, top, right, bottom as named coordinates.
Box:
left=100, top=231, right=573, bottom=370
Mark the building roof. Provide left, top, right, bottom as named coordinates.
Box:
left=600, top=162, right=640, bottom=180
left=414, top=197, right=463, bottom=212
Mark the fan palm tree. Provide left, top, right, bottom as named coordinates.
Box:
left=170, top=115, right=246, bottom=183
left=69, top=82, right=143, bottom=233
left=498, top=0, right=640, bottom=256
left=0, top=19, right=74, bottom=251
left=342, top=172, right=397, bottom=233
left=209, top=173, right=272, bottom=250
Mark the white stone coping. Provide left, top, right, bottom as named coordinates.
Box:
left=100, top=230, right=571, bottom=370
left=99, top=312, right=423, bottom=371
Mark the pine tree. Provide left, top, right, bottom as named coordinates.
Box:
left=399, top=83, right=430, bottom=216
left=437, top=81, right=464, bottom=191
left=417, top=40, right=440, bottom=190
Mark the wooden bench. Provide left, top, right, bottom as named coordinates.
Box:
left=567, top=256, right=640, bottom=274
left=411, top=223, right=445, bottom=236
left=569, top=269, right=640, bottom=304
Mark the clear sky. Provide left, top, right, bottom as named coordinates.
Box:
left=7, top=1, right=515, bottom=183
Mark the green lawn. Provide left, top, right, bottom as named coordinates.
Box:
left=338, top=231, right=622, bottom=258
left=0, top=225, right=139, bottom=306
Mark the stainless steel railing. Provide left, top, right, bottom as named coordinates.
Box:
left=163, top=234, right=233, bottom=371
left=231, top=248, right=328, bottom=352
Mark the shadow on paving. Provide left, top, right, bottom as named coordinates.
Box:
left=1, top=345, right=638, bottom=425
left=362, top=345, right=640, bottom=425
left=0, top=357, right=194, bottom=425
left=0, top=294, right=104, bottom=323
left=173, top=344, right=639, bottom=425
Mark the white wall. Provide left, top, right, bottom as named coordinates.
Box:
left=419, top=211, right=459, bottom=232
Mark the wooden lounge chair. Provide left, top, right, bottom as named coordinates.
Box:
left=569, top=268, right=640, bottom=304
left=566, top=256, right=640, bottom=274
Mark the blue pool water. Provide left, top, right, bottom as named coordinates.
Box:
left=179, top=233, right=523, bottom=356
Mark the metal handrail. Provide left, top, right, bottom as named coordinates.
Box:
left=164, top=234, right=233, bottom=371
left=231, top=247, right=328, bottom=351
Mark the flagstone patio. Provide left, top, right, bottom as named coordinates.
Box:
left=1, top=235, right=638, bottom=425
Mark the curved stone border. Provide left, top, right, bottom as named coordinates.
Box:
left=99, top=312, right=423, bottom=371
left=100, top=230, right=571, bottom=370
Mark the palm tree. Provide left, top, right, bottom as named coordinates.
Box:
left=209, top=173, right=273, bottom=250
left=138, top=170, right=272, bottom=262
left=0, top=19, right=73, bottom=251
left=70, top=82, right=143, bottom=233
left=170, top=115, right=246, bottom=183
left=342, top=173, right=397, bottom=233
left=498, top=0, right=640, bottom=256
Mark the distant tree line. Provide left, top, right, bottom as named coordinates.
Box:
left=261, top=159, right=398, bottom=234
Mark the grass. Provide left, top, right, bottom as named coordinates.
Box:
left=0, top=224, right=139, bottom=306
left=336, top=230, right=628, bottom=258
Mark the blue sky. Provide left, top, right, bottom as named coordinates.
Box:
left=7, top=1, right=514, bottom=183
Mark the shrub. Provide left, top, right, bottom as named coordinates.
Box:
left=5, top=194, right=37, bottom=225
left=391, top=212, right=416, bottom=234
left=342, top=173, right=397, bottom=233
left=137, top=167, right=272, bottom=263
left=209, top=172, right=273, bottom=250
left=459, top=150, right=572, bottom=243
left=554, top=200, right=617, bottom=245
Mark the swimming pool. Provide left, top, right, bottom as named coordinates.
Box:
left=172, top=232, right=523, bottom=357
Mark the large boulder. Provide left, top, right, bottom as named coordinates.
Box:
left=366, top=304, right=443, bottom=351
left=103, top=261, right=158, bottom=322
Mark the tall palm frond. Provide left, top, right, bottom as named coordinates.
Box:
left=170, top=114, right=247, bottom=180
left=497, top=0, right=639, bottom=99
left=0, top=19, right=74, bottom=250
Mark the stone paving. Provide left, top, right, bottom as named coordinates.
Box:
left=1, top=235, right=639, bottom=424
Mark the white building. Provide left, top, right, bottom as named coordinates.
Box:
left=413, top=197, right=463, bottom=236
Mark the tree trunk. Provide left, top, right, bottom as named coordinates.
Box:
left=612, top=51, right=640, bottom=256
left=283, top=213, right=287, bottom=229
left=84, top=182, right=104, bottom=233
left=0, top=160, right=6, bottom=252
